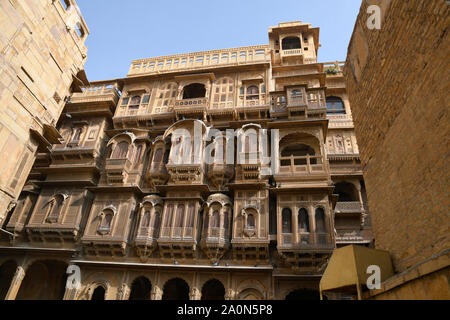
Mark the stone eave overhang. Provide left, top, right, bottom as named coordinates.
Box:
left=269, top=185, right=334, bottom=194
left=69, top=259, right=274, bottom=271
left=268, top=118, right=329, bottom=142
left=86, top=185, right=145, bottom=195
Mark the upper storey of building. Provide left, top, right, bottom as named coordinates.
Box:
left=127, top=21, right=318, bottom=78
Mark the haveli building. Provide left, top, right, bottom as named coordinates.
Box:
left=0, top=19, right=374, bottom=300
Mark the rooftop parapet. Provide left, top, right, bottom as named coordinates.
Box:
left=127, top=45, right=270, bottom=77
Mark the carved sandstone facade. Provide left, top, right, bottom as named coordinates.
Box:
left=0, top=21, right=372, bottom=300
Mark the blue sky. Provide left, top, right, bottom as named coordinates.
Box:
left=76, top=0, right=361, bottom=81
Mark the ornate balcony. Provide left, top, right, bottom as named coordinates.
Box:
left=105, top=158, right=132, bottom=184
left=158, top=226, right=197, bottom=259
left=147, top=163, right=169, bottom=188
left=334, top=201, right=364, bottom=214
left=174, top=97, right=209, bottom=119
left=278, top=232, right=334, bottom=273
left=207, top=163, right=234, bottom=190
left=69, top=81, right=120, bottom=113
left=166, top=163, right=203, bottom=184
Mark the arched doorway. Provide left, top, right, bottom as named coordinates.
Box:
left=334, top=182, right=359, bottom=202
left=201, top=279, right=225, bottom=300
left=238, top=288, right=264, bottom=300
left=129, top=277, right=152, bottom=300
left=16, top=260, right=67, bottom=300
left=91, top=286, right=105, bottom=300
left=282, top=37, right=301, bottom=50
left=162, top=278, right=190, bottom=300
left=0, top=260, right=17, bottom=299
left=285, top=288, right=320, bottom=300
left=183, top=83, right=206, bottom=99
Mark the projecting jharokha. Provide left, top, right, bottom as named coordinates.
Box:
left=0, top=17, right=373, bottom=300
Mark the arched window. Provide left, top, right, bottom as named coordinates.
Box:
left=46, top=195, right=65, bottom=223
left=201, top=279, right=225, bottom=300
left=153, top=148, right=163, bottom=164
left=334, top=182, right=359, bottom=202
left=211, top=210, right=220, bottom=228
left=183, top=83, right=206, bottom=99
left=175, top=205, right=185, bottom=228
left=142, top=210, right=151, bottom=228
left=129, top=277, right=151, bottom=300
left=246, top=85, right=259, bottom=100
left=326, top=96, right=346, bottom=114
left=71, top=127, right=82, bottom=142
left=315, top=207, right=326, bottom=233
left=111, top=141, right=129, bottom=159
left=282, top=37, right=301, bottom=50
left=298, top=208, right=310, bottom=233
left=247, top=214, right=255, bottom=229
left=130, top=95, right=141, bottom=106
left=282, top=208, right=292, bottom=233
left=91, top=286, right=105, bottom=300
left=99, top=210, right=114, bottom=233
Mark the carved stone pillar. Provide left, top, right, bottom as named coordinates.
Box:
left=63, top=286, right=79, bottom=300
left=151, top=285, right=162, bottom=300
left=117, top=283, right=131, bottom=300
left=355, top=181, right=366, bottom=228
left=225, top=288, right=235, bottom=300
left=189, top=287, right=201, bottom=300
left=5, top=266, right=25, bottom=300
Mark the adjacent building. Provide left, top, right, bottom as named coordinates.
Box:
left=0, top=21, right=373, bottom=300
left=325, top=0, right=449, bottom=299
left=0, top=0, right=89, bottom=225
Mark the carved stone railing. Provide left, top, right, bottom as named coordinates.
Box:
left=128, top=45, right=270, bottom=76
left=159, top=227, right=195, bottom=240
left=335, top=201, right=364, bottom=213
left=279, top=232, right=333, bottom=250
left=70, top=81, right=120, bottom=106
left=278, top=155, right=325, bottom=175
left=281, top=49, right=303, bottom=56
left=175, top=97, right=208, bottom=109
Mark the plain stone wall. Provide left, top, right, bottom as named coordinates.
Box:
left=345, top=0, right=449, bottom=273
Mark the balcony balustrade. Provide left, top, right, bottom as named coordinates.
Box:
left=128, top=45, right=270, bottom=76
left=281, top=48, right=303, bottom=57
left=70, top=82, right=120, bottom=107
left=279, top=232, right=333, bottom=250
left=175, top=97, right=208, bottom=108
left=159, top=227, right=194, bottom=240
left=278, top=155, right=325, bottom=175
left=335, top=201, right=364, bottom=214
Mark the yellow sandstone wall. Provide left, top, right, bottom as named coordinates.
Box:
left=0, top=0, right=88, bottom=222
left=345, top=0, right=449, bottom=299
